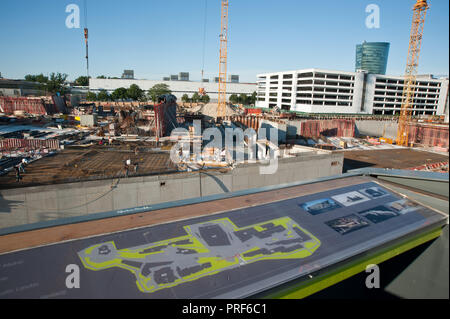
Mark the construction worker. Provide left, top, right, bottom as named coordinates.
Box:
left=18, top=161, right=26, bottom=173
left=15, top=166, right=22, bottom=182
left=124, top=162, right=129, bottom=178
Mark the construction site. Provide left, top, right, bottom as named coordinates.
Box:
left=0, top=0, right=448, bottom=301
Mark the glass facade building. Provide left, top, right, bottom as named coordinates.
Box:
left=355, top=42, right=390, bottom=75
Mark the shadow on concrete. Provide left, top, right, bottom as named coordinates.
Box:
left=202, top=172, right=230, bottom=193
left=306, top=239, right=435, bottom=299
left=0, top=193, right=24, bottom=214
left=343, top=158, right=376, bottom=173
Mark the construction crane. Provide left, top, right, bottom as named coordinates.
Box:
left=199, top=0, right=208, bottom=97
left=217, top=0, right=229, bottom=119
left=84, top=0, right=90, bottom=90
left=396, top=0, right=429, bottom=146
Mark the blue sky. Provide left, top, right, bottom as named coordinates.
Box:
left=0, top=0, right=448, bottom=82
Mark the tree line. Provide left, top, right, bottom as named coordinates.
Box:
left=24, top=73, right=257, bottom=105
left=86, top=83, right=174, bottom=103
left=24, top=72, right=69, bottom=95
left=229, top=92, right=257, bottom=105
left=181, top=93, right=210, bottom=104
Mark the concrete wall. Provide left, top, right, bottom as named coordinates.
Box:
left=80, top=114, right=98, bottom=127
left=355, top=120, right=398, bottom=139
left=259, top=119, right=287, bottom=143
left=0, top=151, right=343, bottom=229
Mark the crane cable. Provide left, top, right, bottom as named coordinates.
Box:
left=201, top=0, right=208, bottom=81
left=84, top=0, right=88, bottom=29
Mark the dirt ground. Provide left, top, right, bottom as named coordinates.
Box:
left=342, top=149, right=449, bottom=172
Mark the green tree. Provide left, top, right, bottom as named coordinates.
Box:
left=127, top=84, right=144, bottom=101
left=200, top=94, right=210, bottom=103
left=97, top=89, right=111, bottom=101
left=24, top=73, right=48, bottom=83
left=181, top=94, right=190, bottom=103
left=24, top=74, right=48, bottom=94
left=191, top=92, right=201, bottom=103
left=239, top=93, right=249, bottom=105
left=46, top=72, right=69, bottom=95
left=147, top=83, right=171, bottom=102
left=86, top=91, right=97, bottom=101
left=229, top=94, right=239, bottom=104
left=75, top=76, right=90, bottom=86
left=249, top=91, right=257, bottom=105
left=111, top=87, right=128, bottom=100
left=96, top=75, right=107, bottom=79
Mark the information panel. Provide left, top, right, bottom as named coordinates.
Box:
left=0, top=181, right=446, bottom=299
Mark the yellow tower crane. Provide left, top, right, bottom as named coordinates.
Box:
left=396, top=0, right=429, bottom=146
left=217, top=0, right=229, bottom=119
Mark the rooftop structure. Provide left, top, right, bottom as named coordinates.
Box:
left=121, top=70, right=134, bottom=79
left=228, top=74, right=239, bottom=83
left=178, top=72, right=189, bottom=81
left=0, top=78, right=42, bottom=97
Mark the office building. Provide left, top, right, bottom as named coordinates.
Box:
left=179, top=72, right=189, bottom=81
left=356, top=42, right=390, bottom=75
left=228, top=75, right=240, bottom=83
left=121, top=70, right=134, bottom=79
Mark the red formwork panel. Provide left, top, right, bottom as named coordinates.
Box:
left=0, top=138, right=60, bottom=151
left=153, top=102, right=165, bottom=139
left=244, top=108, right=262, bottom=115
left=0, top=97, right=48, bottom=115
left=407, top=124, right=449, bottom=149
left=300, top=119, right=355, bottom=138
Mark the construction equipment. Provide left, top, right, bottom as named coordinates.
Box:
left=217, top=0, right=229, bottom=119
left=396, top=0, right=429, bottom=146
left=84, top=0, right=89, bottom=89
left=199, top=0, right=208, bottom=97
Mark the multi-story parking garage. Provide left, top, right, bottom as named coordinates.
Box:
left=255, top=68, right=449, bottom=116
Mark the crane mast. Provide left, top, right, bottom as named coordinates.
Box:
left=396, top=0, right=429, bottom=146
left=217, top=0, right=229, bottom=119
left=84, top=0, right=89, bottom=90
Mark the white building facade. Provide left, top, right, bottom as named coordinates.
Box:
left=89, top=79, right=257, bottom=102
left=256, top=68, right=449, bottom=116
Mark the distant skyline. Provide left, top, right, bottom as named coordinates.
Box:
left=0, top=0, right=448, bottom=82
